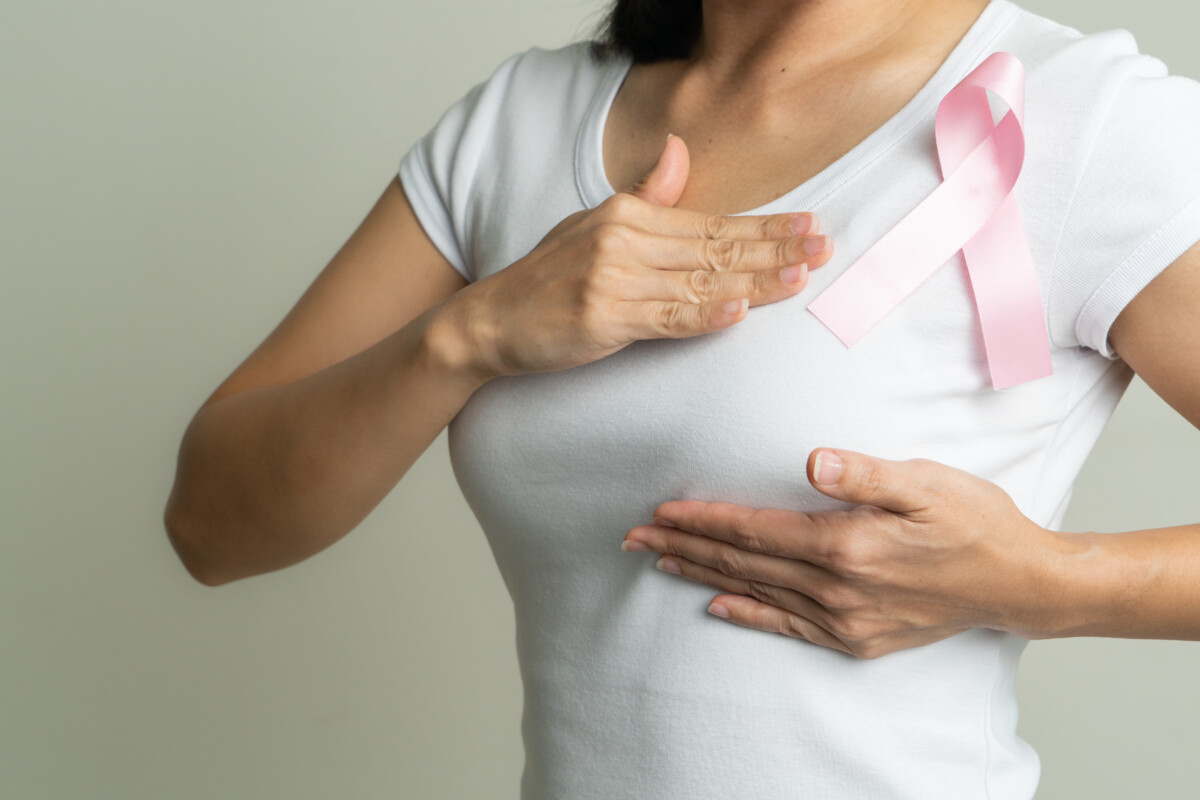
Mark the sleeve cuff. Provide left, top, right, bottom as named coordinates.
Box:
left=1075, top=190, right=1200, bottom=359
left=397, top=144, right=472, bottom=282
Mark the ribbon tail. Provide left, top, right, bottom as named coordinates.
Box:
left=963, top=193, right=1053, bottom=389
left=807, top=115, right=1019, bottom=346
left=807, top=51, right=1053, bottom=391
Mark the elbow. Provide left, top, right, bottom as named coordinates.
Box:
left=162, top=500, right=233, bottom=588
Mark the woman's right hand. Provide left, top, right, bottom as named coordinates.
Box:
left=451, top=134, right=834, bottom=379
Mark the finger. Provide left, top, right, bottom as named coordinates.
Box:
left=624, top=521, right=834, bottom=596
left=640, top=261, right=809, bottom=310
left=628, top=201, right=820, bottom=242
left=614, top=134, right=826, bottom=246
left=608, top=234, right=814, bottom=306
left=646, top=501, right=819, bottom=562
left=623, top=133, right=689, bottom=207
left=707, top=593, right=854, bottom=655
left=615, top=293, right=754, bottom=339
left=651, top=551, right=837, bottom=631
left=626, top=228, right=830, bottom=275
left=808, top=448, right=935, bottom=514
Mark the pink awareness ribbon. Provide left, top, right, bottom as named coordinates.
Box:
left=806, top=52, right=1053, bottom=390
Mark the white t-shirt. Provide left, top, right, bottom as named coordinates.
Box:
left=397, top=1, right=1200, bottom=797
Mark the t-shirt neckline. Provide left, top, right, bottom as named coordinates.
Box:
left=574, top=0, right=1020, bottom=216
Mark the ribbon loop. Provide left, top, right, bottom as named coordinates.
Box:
left=806, top=52, right=1052, bottom=390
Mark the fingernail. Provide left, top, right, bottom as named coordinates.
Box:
left=652, top=516, right=677, bottom=528
left=815, top=450, right=843, bottom=485
left=708, top=602, right=730, bottom=618
left=656, top=556, right=681, bottom=574
left=722, top=298, right=747, bottom=315
left=790, top=213, right=816, bottom=236
left=621, top=539, right=649, bottom=551
left=803, top=235, right=828, bottom=255
left=779, top=263, right=807, bottom=284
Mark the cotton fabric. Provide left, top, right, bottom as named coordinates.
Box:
left=397, top=1, right=1200, bottom=796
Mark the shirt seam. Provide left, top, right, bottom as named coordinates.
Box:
left=983, top=643, right=999, bottom=800
left=573, top=0, right=1020, bottom=213
left=574, top=53, right=626, bottom=209
left=1044, top=66, right=1134, bottom=350
left=1074, top=188, right=1200, bottom=358
left=800, top=1, right=1020, bottom=209
left=398, top=143, right=472, bottom=280
left=1028, top=349, right=1087, bottom=523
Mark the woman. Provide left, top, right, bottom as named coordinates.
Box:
left=163, top=0, right=1200, bottom=796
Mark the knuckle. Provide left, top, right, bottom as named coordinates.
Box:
left=649, top=301, right=687, bottom=336
left=712, top=546, right=748, bottom=579
left=781, top=614, right=811, bottom=641
left=590, top=221, right=630, bottom=258
left=905, top=457, right=939, bottom=497
left=728, top=515, right=762, bottom=552
left=682, top=268, right=716, bottom=304
left=910, top=456, right=942, bottom=482
left=776, top=236, right=802, bottom=265
left=759, top=215, right=782, bottom=238
left=602, top=192, right=638, bottom=218
left=825, top=539, right=879, bottom=582
left=913, top=457, right=980, bottom=511
left=703, top=299, right=729, bottom=330
left=698, top=238, right=737, bottom=272
left=746, top=579, right=778, bottom=605
left=584, top=261, right=624, bottom=298
left=836, top=536, right=883, bottom=582
left=830, top=614, right=871, bottom=643
left=822, top=540, right=859, bottom=574
left=813, top=582, right=858, bottom=613
left=700, top=213, right=729, bottom=240
left=857, top=461, right=888, bottom=501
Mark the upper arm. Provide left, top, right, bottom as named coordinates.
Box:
left=1108, top=238, right=1200, bottom=429
left=198, top=175, right=467, bottom=413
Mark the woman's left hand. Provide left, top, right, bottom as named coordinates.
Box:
left=621, top=448, right=1068, bottom=659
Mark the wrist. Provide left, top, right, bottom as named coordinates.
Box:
left=1000, top=528, right=1150, bottom=640
left=419, top=292, right=499, bottom=390
left=994, top=526, right=1072, bottom=639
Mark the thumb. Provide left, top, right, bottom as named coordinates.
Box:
left=807, top=448, right=931, bottom=514
left=624, top=133, right=689, bottom=207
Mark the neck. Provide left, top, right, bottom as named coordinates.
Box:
left=690, top=0, right=953, bottom=89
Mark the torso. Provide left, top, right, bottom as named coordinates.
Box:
left=406, top=2, right=1148, bottom=793
left=602, top=0, right=992, bottom=216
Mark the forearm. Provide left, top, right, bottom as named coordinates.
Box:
left=164, top=300, right=490, bottom=586
left=1016, top=524, right=1200, bottom=641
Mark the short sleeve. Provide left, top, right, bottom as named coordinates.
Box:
left=1048, top=43, right=1200, bottom=359
left=397, top=82, right=485, bottom=282
left=397, top=52, right=524, bottom=283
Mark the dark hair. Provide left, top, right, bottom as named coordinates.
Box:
left=589, top=0, right=704, bottom=64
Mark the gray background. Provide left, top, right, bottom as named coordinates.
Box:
left=3, top=0, right=1198, bottom=797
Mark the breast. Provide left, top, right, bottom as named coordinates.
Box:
left=444, top=270, right=1052, bottom=799
left=447, top=247, right=1067, bottom=608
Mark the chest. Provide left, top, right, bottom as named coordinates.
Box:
left=600, top=58, right=977, bottom=218
left=601, top=91, right=916, bottom=217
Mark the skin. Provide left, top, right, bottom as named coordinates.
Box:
left=166, top=0, right=1200, bottom=668
left=603, top=0, right=991, bottom=215
left=615, top=0, right=1200, bottom=659
left=163, top=117, right=834, bottom=584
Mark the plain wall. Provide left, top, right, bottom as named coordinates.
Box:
left=2, top=0, right=1198, bottom=797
